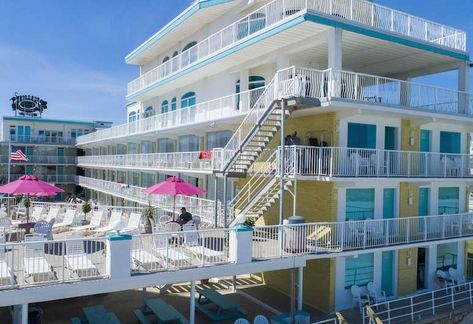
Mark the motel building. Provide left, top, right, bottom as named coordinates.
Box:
left=2, top=0, right=473, bottom=323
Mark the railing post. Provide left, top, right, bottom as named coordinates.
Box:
left=443, top=154, right=447, bottom=177
left=390, top=10, right=394, bottom=31
left=410, top=297, right=415, bottom=322
left=407, top=152, right=411, bottom=177
left=424, top=216, right=428, bottom=241
left=350, top=0, right=353, bottom=20
left=106, top=234, right=132, bottom=279
left=442, top=215, right=446, bottom=239
left=363, top=221, right=367, bottom=248
left=407, top=217, right=410, bottom=243
left=408, top=16, right=411, bottom=36
left=432, top=292, right=436, bottom=315
left=385, top=220, right=389, bottom=246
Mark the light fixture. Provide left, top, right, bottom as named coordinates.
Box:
left=409, top=130, right=415, bottom=146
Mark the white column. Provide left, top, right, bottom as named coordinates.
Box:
left=297, top=267, right=303, bottom=310
left=106, top=234, right=132, bottom=279
left=21, top=303, right=28, bottom=324
left=190, top=280, right=196, bottom=324
left=327, top=28, right=343, bottom=70
left=426, top=245, right=438, bottom=289
left=374, top=187, right=383, bottom=220
left=458, top=62, right=470, bottom=114
left=239, top=69, right=249, bottom=110
left=373, top=251, right=383, bottom=289
left=457, top=241, right=465, bottom=275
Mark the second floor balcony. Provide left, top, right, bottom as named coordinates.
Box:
left=8, top=135, right=76, bottom=146
left=281, top=146, right=473, bottom=179
left=0, top=155, right=77, bottom=165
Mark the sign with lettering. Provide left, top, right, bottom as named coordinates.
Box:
left=10, top=93, right=48, bottom=117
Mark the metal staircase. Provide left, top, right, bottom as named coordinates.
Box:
left=228, top=150, right=292, bottom=225
left=220, top=74, right=293, bottom=176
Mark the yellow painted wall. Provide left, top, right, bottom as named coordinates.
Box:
left=260, top=181, right=338, bottom=312
left=401, top=119, right=419, bottom=151
left=397, top=182, right=419, bottom=295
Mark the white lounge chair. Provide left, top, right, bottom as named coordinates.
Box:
left=367, top=282, right=386, bottom=305
left=23, top=235, right=55, bottom=283
left=45, top=206, right=61, bottom=222
left=93, top=211, right=123, bottom=234
left=351, top=284, right=370, bottom=313
left=73, top=210, right=105, bottom=232
left=30, top=206, right=44, bottom=220
left=131, top=238, right=162, bottom=272
left=65, top=235, right=98, bottom=278
left=0, top=234, right=14, bottom=287
left=183, top=224, right=224, bottom=260
left=154, top=234, right=190, bottom=266
left=53, top=209, right=77, bottom=230
left=120, top=213, right=142, bottom=234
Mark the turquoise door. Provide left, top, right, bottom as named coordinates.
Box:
left=420, top=130, right=431, bottom=175
left=383, top=188, right=395, bottom=219
left=384, top=127, right=397, bottom=150
left=57, top=148, right=64, bottom=164
left=440, top=131, right=461, bottom=154
left=17, top=126, right=23, bottom=142
left=381, top=251, right=394, bottom=296
left=26, top=147, right=33, bottom=160
left=419, top=188, right=430, bottom=216
left=24, top=126, right=31, bottom=143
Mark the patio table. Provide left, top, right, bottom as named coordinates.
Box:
left=82, top=305, right=121, bottom=324
left=141, top=298, right=186, bottom=323
left=196, top=288, right=246, bottom=322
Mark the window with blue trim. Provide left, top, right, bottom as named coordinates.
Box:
left=235, top=76, right=265, bottom=109
left=437, top=243, right=458, bottom=271
left=183, top=42, right=198, bottom=64
left=171, top=97, right=177, bottom=111
left=128, top=111, right=138, bottom=123
left=438, top=187, right=459, bottom=214
left=348, top=123, right=376, bottom=149
left=172, top=51, right=179, bottom=72
left=162, top=56, right=169, bottom=63
left=161, top=100, right=169, bottom=114
left=181, top=92, right=196, bottom=123
left=440, top=131, right=461, bottom=154
left=345, top=253, right=374, bottom=289
left=181, top=92, right=196, bottom=108
left=144, top=106, right=154, bottom=118
left=346, top=188, right=375, bottom=221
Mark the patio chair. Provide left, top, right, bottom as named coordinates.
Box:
left=45, top=206, right=61, bottom=222
left=65, top=234, right=98, bottom=278
left=191, top=216, right=201, bottom=229
left=154, top=233, right=190, bottom=267
left=73, top=210, right=105, bottom=232
left=367, top=282, right=386, bottom=305
left=33, top=219, right=55, bottom=240
left=449, top=267, right=467, bottom=289
left=30, top=206, right=44, bottom=220
left=234, top=319, right=249, bottom=324
left=436, top=270, right=455, bottom=291
left=0, top=234, right=14, bottom=287
left=351, top=285, right=370, bottom=313
left=93, top=211, right=123, bottom=234
left=253, top=315, right=269, bottom=324
left=156, top=215, right=172, bottom=230
left=131, top=238, right=162, bottom=272
left=53, top=209, right=77, bottom=230
left=162, top=222, right=181, bottom=232
left=120, top=213, right=142, bottom=235
left=183, top=224, right=224, bottom=260
left=23, top=235, right=55, bottom=283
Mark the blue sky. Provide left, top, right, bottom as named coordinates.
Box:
left=0, top=0, right=472, bottom=124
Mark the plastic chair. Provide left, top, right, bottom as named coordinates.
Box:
left=234, top=319, right=250, bottom=324
left=253, top=315, right=269, bottom=324
left=351, top=285, right=370, bottom=313
left=367, top=282, right=386, bottom=305
left=33, top=219, right=55, bottom=240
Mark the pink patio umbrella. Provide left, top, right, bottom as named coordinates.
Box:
left=143, top=176, right=206, bottom=220
left=0, top=175, right=64, bottom=225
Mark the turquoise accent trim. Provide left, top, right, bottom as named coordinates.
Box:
left=235, top=225, right=253, bottom=232
left=108, top=234, right=132, bottom=241
left=304, top=13, right=469, bottom=61
left=126, top=101, right=138, bottom=108
left=125, top=0, right=235, bottom=63
left=3, top=116, right=96, bottom=126
left=127, top=15, right=305, bottom=100
left=128, top=11, right=469, bottom=100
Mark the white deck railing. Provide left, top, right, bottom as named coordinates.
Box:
left=8, top=135, right=76, bottom=145
left=282, top=146, right=473, bottom=178
left=128, top=0, right=465, bottom=96
left=252, top=212, right=473, bottom=259
left=0, top=156, right=77, bottom=164
left=8, top=174, right=76, bottom=184
left=77, top=176, right=222, bottom=226
left=131, top=228, right=231, bottom=273
left=363, top=281, right=473, bottom=324
left=77, top=151, right=213, bottom=173
left=0, top=237, right=108, bottom=290
left=77, top=88, right=263, bottom=145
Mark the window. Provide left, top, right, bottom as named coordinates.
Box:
left=71, top=129, right=77, bottom=138
left=128, top=143, right=138, bottom=154
left=182, top=42, right=197, bottom=52
left=162, top=56, right=169, bottom=63
left=161, top=100, right=169, bottom=114
left=181, top=92, right=196, bottom=108
left=128, top=111, right=138, bottom=122
left=144, top=106, right=154, bottom=118
left=345, top=253, right=374, bottom=288
left=236, top=76, right=265, bottom=109
left=171, top=97, right=177, bottom=111
left=9, top=126, right=16, bottom=140
left=178, top=135, right=199, bottom=152
left=440, top=131, right=461, bottom=154
left=206, top=130, right=233, bottom=149
left=183, top=41, right=198, bottom=64
left=346, top=188, right=375, bottom=221
left=158, top=138, right=174, bottom=153
left=437, top=243, right=458, bottom=271
left=348, top=123, right=376, bottom=149
left=172, top=51, right=179, bottom=72
left=438, top=187, right=459, bottom=214
left=181, top=92, right=196, bottom=123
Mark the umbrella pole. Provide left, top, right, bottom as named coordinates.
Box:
left=26, top=194, right=30, bottom=224
left=173, top=195, right=176, bottom=221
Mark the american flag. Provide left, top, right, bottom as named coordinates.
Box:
left=10, top=147, right=28, bottom=162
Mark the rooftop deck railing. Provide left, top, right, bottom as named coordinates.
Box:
left=77, top=151, right=212, bottom=173
left=127, top=0, right=465, bottom=96
left=6, top=174, right=76, bottom=184
left=77, top=176, right=223, bottom=226
left=76, top=88, right=263, bottom=145
left=281, top=146, right=473, bottom=178
left=8, top=135, right=76, bottom=146
left=0, top=236, right=108, bottom=290
left=252, top=212, right=473, bottom=259
left=0, top=156, right=77, bottom=164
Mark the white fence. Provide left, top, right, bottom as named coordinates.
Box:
left=77, top=151, right=213, bottom=173
left=77, top=176, right=223, bottom=226
left=127, top=0, right=465, bottom=95
left=282, top=146, right=473, bottom=178
left=252, top=213, right=473, bottom=259
left=8, top=174, right=76, bottom=184
left=0, top=156, right=77, bottom=164
left=363, top=281, right=473, bottom=324
left=131, top=228, right=231, bottom=273
left=0, top=236, right=108, bottom=290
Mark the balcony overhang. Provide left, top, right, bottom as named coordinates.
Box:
left=125, top=0, right=239, bottom=65
left=127, top=11, right=468, bottom=102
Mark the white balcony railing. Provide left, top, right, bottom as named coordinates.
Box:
left=76, top=88, right=263, bottom=145
left=8, top=135, right=76, bottom=145
left=77, top=151, right=212, bottom=173
left=252, top=212, right=473, bottom=259
left=0, top=156, right=77, bottom=164
left=77, top=176, right=223, bottom=226
left=128, top=0, right=466, bottom=96
left=281, top=146, right=473, bottom=178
